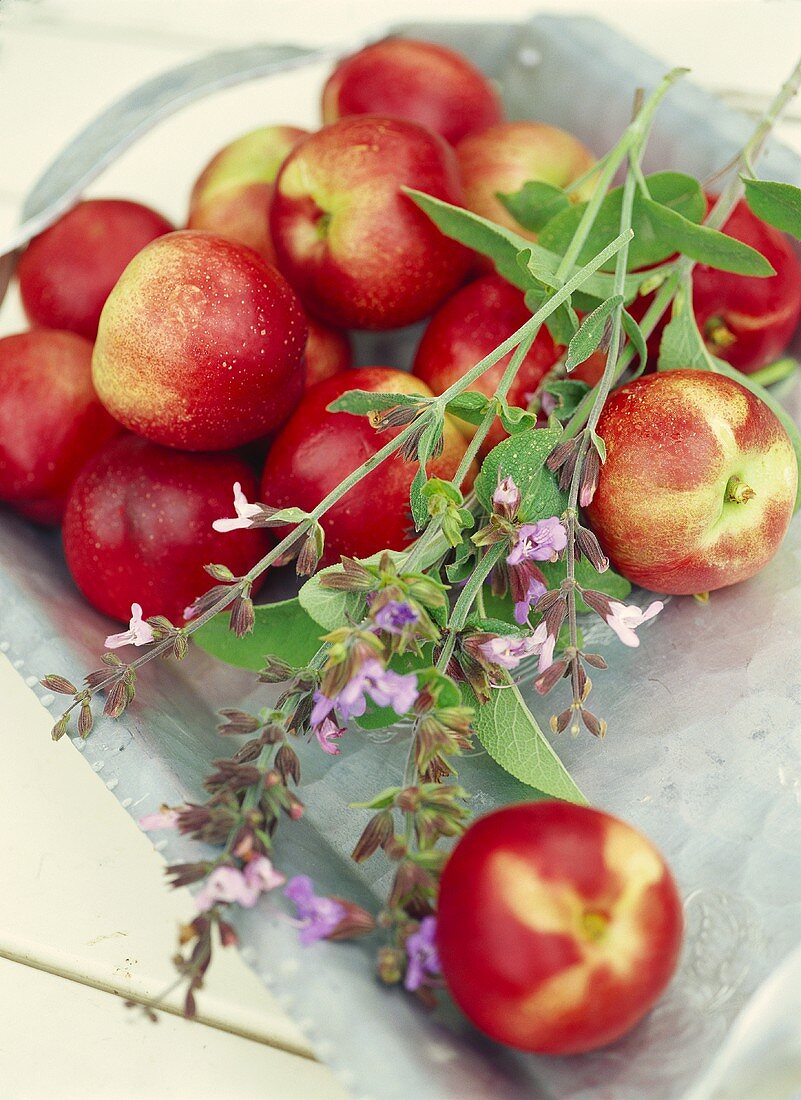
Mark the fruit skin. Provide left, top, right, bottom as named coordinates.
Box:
left=692, top=197, right=801, bottom=374
left=270, top=116, right=472, bottom=330
left=303, top=316, right=352, bottom=389
left=412, top=275, right=563, bottom=454
left=455, top=121, right=596, bottom=241
left=187, top=125, right=308, bottom=265
left=321, top=38, right=503, bottom=146
left=585, top=369, right=797, bottom=595
left=63, top=435, right=271, bottom=623
left=18, top=199, right=173, bottom=339
left=0, top=331, right=120, bottom=517
left=261, top=367, right=474, bottom=566
left=436, top=801, right=683, bottom=1055
left=92, top=230, right=308, bottom=451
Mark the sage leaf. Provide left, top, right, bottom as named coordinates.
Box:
left=742, top=177, right=801, bottom=240
left=565, top=295, right=623, bottom=371
left=498, top=180, right=570, bottom=233
left=622, top=307, right=648, bottom=377
left=474, top=428, right=567, bottom=521
left=405, top=187, right=665, bottom=305
left=539, top=171, right=706, bottom=270
left=464, top=679, right=586, bottom=803
left=328, top=390, right=422, bottom=415
left=194, top=598, right=323, bottom=671
left=641, top=197, right=775, bottom=276
left=446, top=391, right=491, bottom=427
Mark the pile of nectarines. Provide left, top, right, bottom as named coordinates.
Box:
left=1, top=35, right=799, bottom=620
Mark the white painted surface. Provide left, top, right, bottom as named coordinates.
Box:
left=1, top=1, right=800, bottom=1096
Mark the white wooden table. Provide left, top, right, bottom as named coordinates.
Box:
left=1, top=1, right=800, bottom=1096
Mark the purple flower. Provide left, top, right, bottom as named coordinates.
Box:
left=492, top=475, right=521, bottom=517
left=212, top=481, right=263, bottom=532
left=404, top=916, right=441, bottom=992
left=532, top=622, right=556, bottom=673
left=314, top=717, right=345, bottom=756
left=284, top=875, right=346, bottom=946
left=194, top=866, right=260, bottom=912
left=361, top=659, right=418, bottom=713
left=373, top=600, right=419, bottom=634
left=478, top=634, right=541, bottom=671
left=605, top=600, right=664, bottom=647
left=105, top=603, right=154, bottom=649
left=194, top=857, right=285, bottom=913
left=243, top=855, right=286, bottom=893
left=507, top=517, right=568, bottom=566
left=311, top=658, right=419, bottom=746
left=513, top=574, right=547, bottom=625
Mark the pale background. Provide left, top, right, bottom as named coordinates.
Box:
left=1, top=1, right=800, bottom=1097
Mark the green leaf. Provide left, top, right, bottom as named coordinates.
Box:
left=621, top=308, right=648, bottom=377
left=537, top=557, right=631, bottom=613
left=498, top=180, right=571, bottom=233
left=742, top=177, right=801, bottom=240
left=265, top=506, right=312, bottom=525
left=641, top=197, right=775, bottom=276
left=565, top=295, right=623, bottom=371
left=463, top=679, right=586, bottom=803
left=299, top=568, right=368, bottom=631
left=474, top=428, right=567, bottom=522
left=409, top=410, right=445, bottom=529
left=405, top=187, right=663, bottom=305
left=657, top=284, right=718, bottom=372
left=539, top=171, right=706, bottom=270
left=194, top=598, right=322, bottom=671
left=498, top=402, right=538, bottom=434
left=445, top=391, right=491, bottom=427
left=542, top=379, right=591, bottom=419
left=327, top=390, right=422, bottom=415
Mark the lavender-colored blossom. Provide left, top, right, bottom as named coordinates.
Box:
left=492, top=475, right=521, bottom=516
left=373, top=600, right=419, bottom=634
left=361, top=659, right=419, bottom=714
left=284, top=875, right=346, bottom=946
left=194, top=857, right=285, bottom=913
left=243, top=855, right=286, bottom=893
left=507, top=517, right=568, bottom=566
left=138, top=808, right=179, bottom=831
left=105, top=603, right=155, bottom=649
left=212, top=481, right=263, bottom=533
left=404, top=916, right=441, bottom=992
left=194, top=866, right=260, bottom=912
left=311, top=659, right=419, bottom=739
left=478, top=634, right=541, bottom=671
left=605, top=600, right=664, bottom=647
left=513, top=575, right=547, bottom=625
left=314, top=716, right=345, bottom=756
left=534, top=624, right=556, bottom=673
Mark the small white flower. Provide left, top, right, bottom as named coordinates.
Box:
left=212, top=482, right=263, bottom=533
left=105, top=603, right=155, bottom=649
left=605, top=600, right=664, bottom=647
left=478, top=634, right=540, bottom=671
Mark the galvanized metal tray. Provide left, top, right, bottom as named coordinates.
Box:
left=2, top=15, right=801, bottom=1099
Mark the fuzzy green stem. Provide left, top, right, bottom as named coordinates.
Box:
left=560, top=53, right=801, bottom=444
left=747, top=356, right=799, bottom=388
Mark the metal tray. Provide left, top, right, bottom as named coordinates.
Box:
left=2, top=14, right=801, bottom=1099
